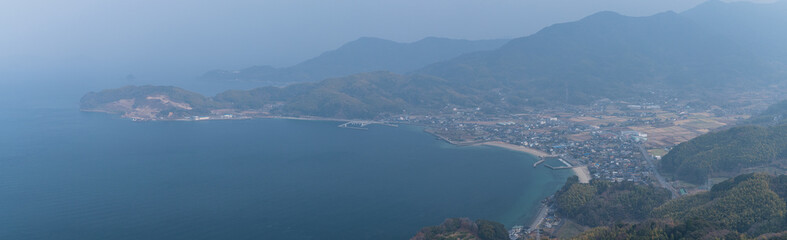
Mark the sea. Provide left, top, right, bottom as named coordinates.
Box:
left=0, top=76, right=572, bottom=240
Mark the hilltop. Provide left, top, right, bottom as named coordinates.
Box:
left=80, top=86, right=227, bottom=119
left=417, top=10, right=771, bottom=104
left=201, top=37, right=509, bottom=83
left=681, top=0, right=787, bottom=62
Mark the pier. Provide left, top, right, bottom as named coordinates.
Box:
left=532, top=156, right=562, bottom=168
left=541, top=157, right=581, bottom=170
left=544, top=164, right=573, bottom=170
left=533, top=157, right=546, bottom=167
left=558, top=158, right=573, bottom=168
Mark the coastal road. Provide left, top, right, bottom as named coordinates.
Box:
left=528, top=203, right=549, bottom=232
left=638, top=144, right=679, bottom=198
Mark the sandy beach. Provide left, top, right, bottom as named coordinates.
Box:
left=479, top=141, right=592, bottom=183
left=572, top=166, right=591, bottom=184
left=479, top=141, right=553, bottom=157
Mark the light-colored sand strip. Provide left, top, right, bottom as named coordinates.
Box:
left=478, top=141, right=592, bottom=183
left=478, top=141, right=552, bottom=157
left=573, top=166, right=591, bottom=184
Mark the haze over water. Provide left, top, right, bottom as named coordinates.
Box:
left=0, top=107, right=571, bottom=240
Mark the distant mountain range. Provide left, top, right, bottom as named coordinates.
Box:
left=83, top=0, right=787, bottom=120
left=415, top=9, right=774, bottom=104
left=201, top=37, right=509, bottom=83
left=682, top=0, right=787, bottom=62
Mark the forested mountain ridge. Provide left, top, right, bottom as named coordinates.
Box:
left=659, top=125, right=787, bottom=184
left=681, top=0, right=787, bottom=62
left=416, top=10, right=773, bottom=104
left=201, top=37, right=509, bottom=83
left=85, top=3, right=787, bottom=120
left=651, top=174, right=787, bottom=235
left=554, top=176, right=672, bottom=227
left=414, top=173, right=787, bottom=239
left=410, top=218, right=509, bottom=240
left=213, top=72, right=475, bottom=119
left=659, top=98, right=787, bottom=185
left=573, top=173, right=787, bottom=239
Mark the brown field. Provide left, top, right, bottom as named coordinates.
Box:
left=631, top=113, right=732, bottom=148
left=648, top=148, right=669, bottom=157
left=459, top=121, right=499, bottom=126
left=631, top=126, right=697, bottom=148
left=674, top=118, right=724, bottom=130
left=655, top=112, right=678, bottom=119
left=568, top=133, right=593, bottom=142
left=567, top=116, right=628, bottom=126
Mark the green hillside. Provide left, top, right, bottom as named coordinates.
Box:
left=554, top=176, right=672, bottom=227
left=573, top=173, right=787, bottom=239
left=659, top=125, right=787, bottom=184
left=652, top=174, right=787, bottom=235
left=214, top=72, right=478, bottom=119
left=415, top=173, right=787, bottom=239
left=410, top=218, right=508, bottom=240
left=80, top=85, right=226, bottom=118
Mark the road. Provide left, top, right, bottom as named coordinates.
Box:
left=528, top=203, right=549, bottom=232
left=638, top=144, right=679, bottom=198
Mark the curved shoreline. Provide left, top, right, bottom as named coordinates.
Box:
left=477, top=141, right=552, bottom=157
left=98, top=110, right=596, bottom=184
left=478, top=141, right=591, bottom=184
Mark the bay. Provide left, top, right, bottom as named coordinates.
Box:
left=0, top=108, right=571, bottom=240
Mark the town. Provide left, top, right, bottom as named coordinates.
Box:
left=377, top=88, right=779, bottom=239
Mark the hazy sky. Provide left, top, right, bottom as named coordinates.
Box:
left=0, top=0, right=769, bottom=77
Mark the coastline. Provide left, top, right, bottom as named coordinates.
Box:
left=478, top=141, right=552, bottom=157
left=90, top=109, right=594, bottom=184
left=477, top=141, right=592, bottom=184
left=476, top=141, right=593, bottom=232
left=80, top=109, right=389, bottom=125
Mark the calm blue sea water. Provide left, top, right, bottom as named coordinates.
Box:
left=0, top=108, right=571, bottom=240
